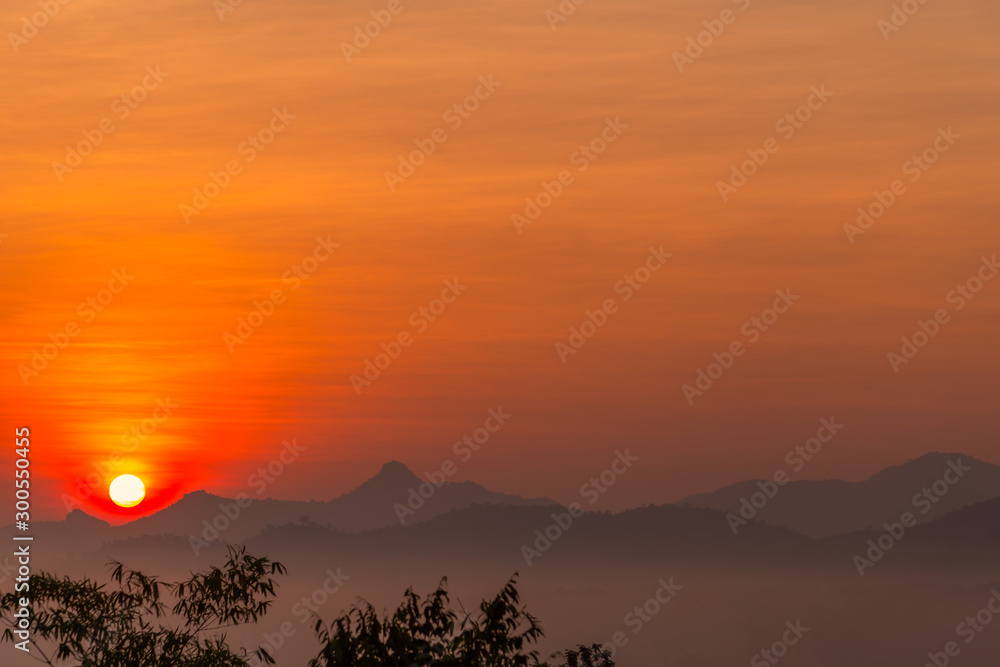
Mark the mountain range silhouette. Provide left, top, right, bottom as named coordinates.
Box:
left=12, top=451, right=1000, bottom=574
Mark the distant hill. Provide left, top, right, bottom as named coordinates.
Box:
left=4, top=509, right=116, bottom=559
left=69, top=491, right=1000, bottom=581
left=110, top=460, right=555, bottom=542
left=908, top=495, right=1000, bottom=547
left=227, top=501, right=831, bottom=582
left=8, top=453, right=1000, bottom=581
left=49, top=501, right=825, bottom=584
left=679, top=452, right=1000, bottom=538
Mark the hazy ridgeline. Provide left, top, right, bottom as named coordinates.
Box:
left=4, top=454, right=1000, bottom=665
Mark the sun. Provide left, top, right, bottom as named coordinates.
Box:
left=109, top=474, right=146, bottom=508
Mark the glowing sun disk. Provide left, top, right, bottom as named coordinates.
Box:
left=109, top=474, right=145, bottom=508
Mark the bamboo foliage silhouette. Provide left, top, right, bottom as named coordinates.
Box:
left=1, top=551, right=612, bottom=667
left=0, top=546, right=284, bottom=666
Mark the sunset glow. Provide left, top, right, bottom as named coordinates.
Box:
left=0, top=0, right=997, bottom=525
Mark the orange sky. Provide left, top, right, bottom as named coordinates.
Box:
left=1, top=0, right=998, bottom=521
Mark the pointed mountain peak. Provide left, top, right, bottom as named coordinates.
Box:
left=177, top=489, right=231, bottom=503
left=66, top=509, right=110, bottom=528
left=345, top=461, right=421, bottom=497
left=378, top=460, right=416, bottom=477
left=369, top=461, right=421, bottom=486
